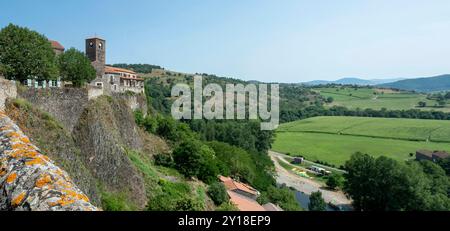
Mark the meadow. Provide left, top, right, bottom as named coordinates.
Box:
left=273, top=116, right=450, bottom=166
left=314, top=87, right=450, bottom=112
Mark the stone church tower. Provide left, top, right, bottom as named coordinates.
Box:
left=85, top=37, right=106, bottom=77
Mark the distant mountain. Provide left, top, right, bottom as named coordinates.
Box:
left=303, top=77, right=403, bottom=86
left=378, top=74, right=450, bottom=93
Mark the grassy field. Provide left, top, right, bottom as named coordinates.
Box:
left=273, top=116, right=450, bottom=166
left=314, top=87, right=450, bottom=112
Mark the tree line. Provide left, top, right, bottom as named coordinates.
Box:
left=344, top=153, right=450, bottom=211
left=281, top=105, right=450, bottom=123
left=0, top=24, right=96, bottom=87
left=111, top=63, right=163, bottom=74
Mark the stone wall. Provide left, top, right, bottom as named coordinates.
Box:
left=18, top=88, right=90, bottom=132
left=0, top=78, right=17, bottom=112
left=88, top=86, right=104, bottom=100
left=17, top=87, right=148, bottom=132
left=0, top=112, right=98, bottom=211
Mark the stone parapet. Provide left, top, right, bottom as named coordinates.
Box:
left=0, top=112, right=98, bottom=211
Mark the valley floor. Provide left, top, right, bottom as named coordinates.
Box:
left=269, top=151, right=352, bottom=209
left=273, top=116, right=450, bottom=166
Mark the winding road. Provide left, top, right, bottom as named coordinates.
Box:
left=269, top=151, right=352, bottom=208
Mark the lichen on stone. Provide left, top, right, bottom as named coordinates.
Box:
left=0, top=114, right=98, bottom=211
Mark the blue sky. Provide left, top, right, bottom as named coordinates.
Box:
left=1, top=0, right=450, bottom=82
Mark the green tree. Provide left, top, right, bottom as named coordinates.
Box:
left=259, top=185, right=301, bottom=211
left=215, top=202, right=238, bottom=211
left=0, top=24, right=59, bottom=81
left=344, top=152, right=450, bottom=211
left=445, top=92, right=450, bottom=99
left=173, top=139, right=219, bottom=184
left=308, top=191, right=326, bottom=211
left=326, top=174, right=344, bottom=190
left=58, top=48, right=96, bottom=87
left=326, top=97, right=334, bottom=103
left=437, top=157, right=450, bottom=176
left=418, top=101, right=427, bottom=107
left=207, top=182, right=229, bottom=206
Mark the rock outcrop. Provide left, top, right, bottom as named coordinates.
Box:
left=0, top=112, right=98, bottom=211
left=73, top=96, right=147, bottom=209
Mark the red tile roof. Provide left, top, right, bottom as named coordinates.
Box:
left=227, top=190, right=266, bottom=211
left=105, top=66, right=137, bottom=74
left=49, top=40, right=64, bottom=51
left=219, top=176, right=259, bottom=196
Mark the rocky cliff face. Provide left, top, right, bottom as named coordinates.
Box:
left=73, top=96, right=148, bottom=209
left=5, top=99, right=101, bottom=205
left=1, top=86, right=175, bottom=211
left=0, top=112, right=98, bottom=211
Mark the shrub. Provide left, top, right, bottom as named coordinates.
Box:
left=173, top=139, right=219, bottom=184
left=260, top=185, right=301, bottom=211
left=216, top=202, right=238, bottom=211
left=154, top=153, right=174, bottom=168
left=326, top=174, right=344, bottom=190
left=207, top=182, right=229, bottom=206
left=101, top=191, right=135, bottom=211
left=308, top=191, right=326, bottom=211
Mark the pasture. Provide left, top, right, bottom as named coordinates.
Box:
left=273, top=116, right=450, bottom=166
left=314, top=87, right=450, bottom=112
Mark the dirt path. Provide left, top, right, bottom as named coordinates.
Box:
left=269, top=151, right=352, bottom=207
left=273, top=151, right=347, bottom=173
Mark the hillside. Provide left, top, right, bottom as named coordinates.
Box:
left=141, top=69, right=323, bottom=121
left=4, top=94, right=215, bottom=211
left=313, top=86, right=450, bottom=112
left=379, top=74, right=450, bottom=92
left=303, top=78, right=403, bottom=86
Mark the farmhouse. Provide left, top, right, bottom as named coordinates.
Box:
left=416, top=150, right=450, bottom=162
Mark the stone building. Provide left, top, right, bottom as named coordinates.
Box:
left=104, top=66, right=145, bottom=94
left=49, top=40, right=65, bottom=55
left=86, top=37, right=144, bottom=94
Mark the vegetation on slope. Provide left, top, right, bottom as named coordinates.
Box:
left=379, top=74, right=450, bottom=93
left=5, top=98, right=101, bottom=205
left=344, top=153, right=450, bottom=211
left=140, top=75, right=302, bottom=211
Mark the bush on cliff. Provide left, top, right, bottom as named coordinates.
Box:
left=0, top=24, right=59, bottom=81
left=58, top=48, right=96, bottom=87
left=207, top=182, right=229, bottom=206
left=173, top=139, right=219, bottom=184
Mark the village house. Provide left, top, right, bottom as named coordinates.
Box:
left=416, top=150, right=450, bottom=162
left=104, top=66, right=145, bottom=94
left=219, top=176, right=283, bottom=211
